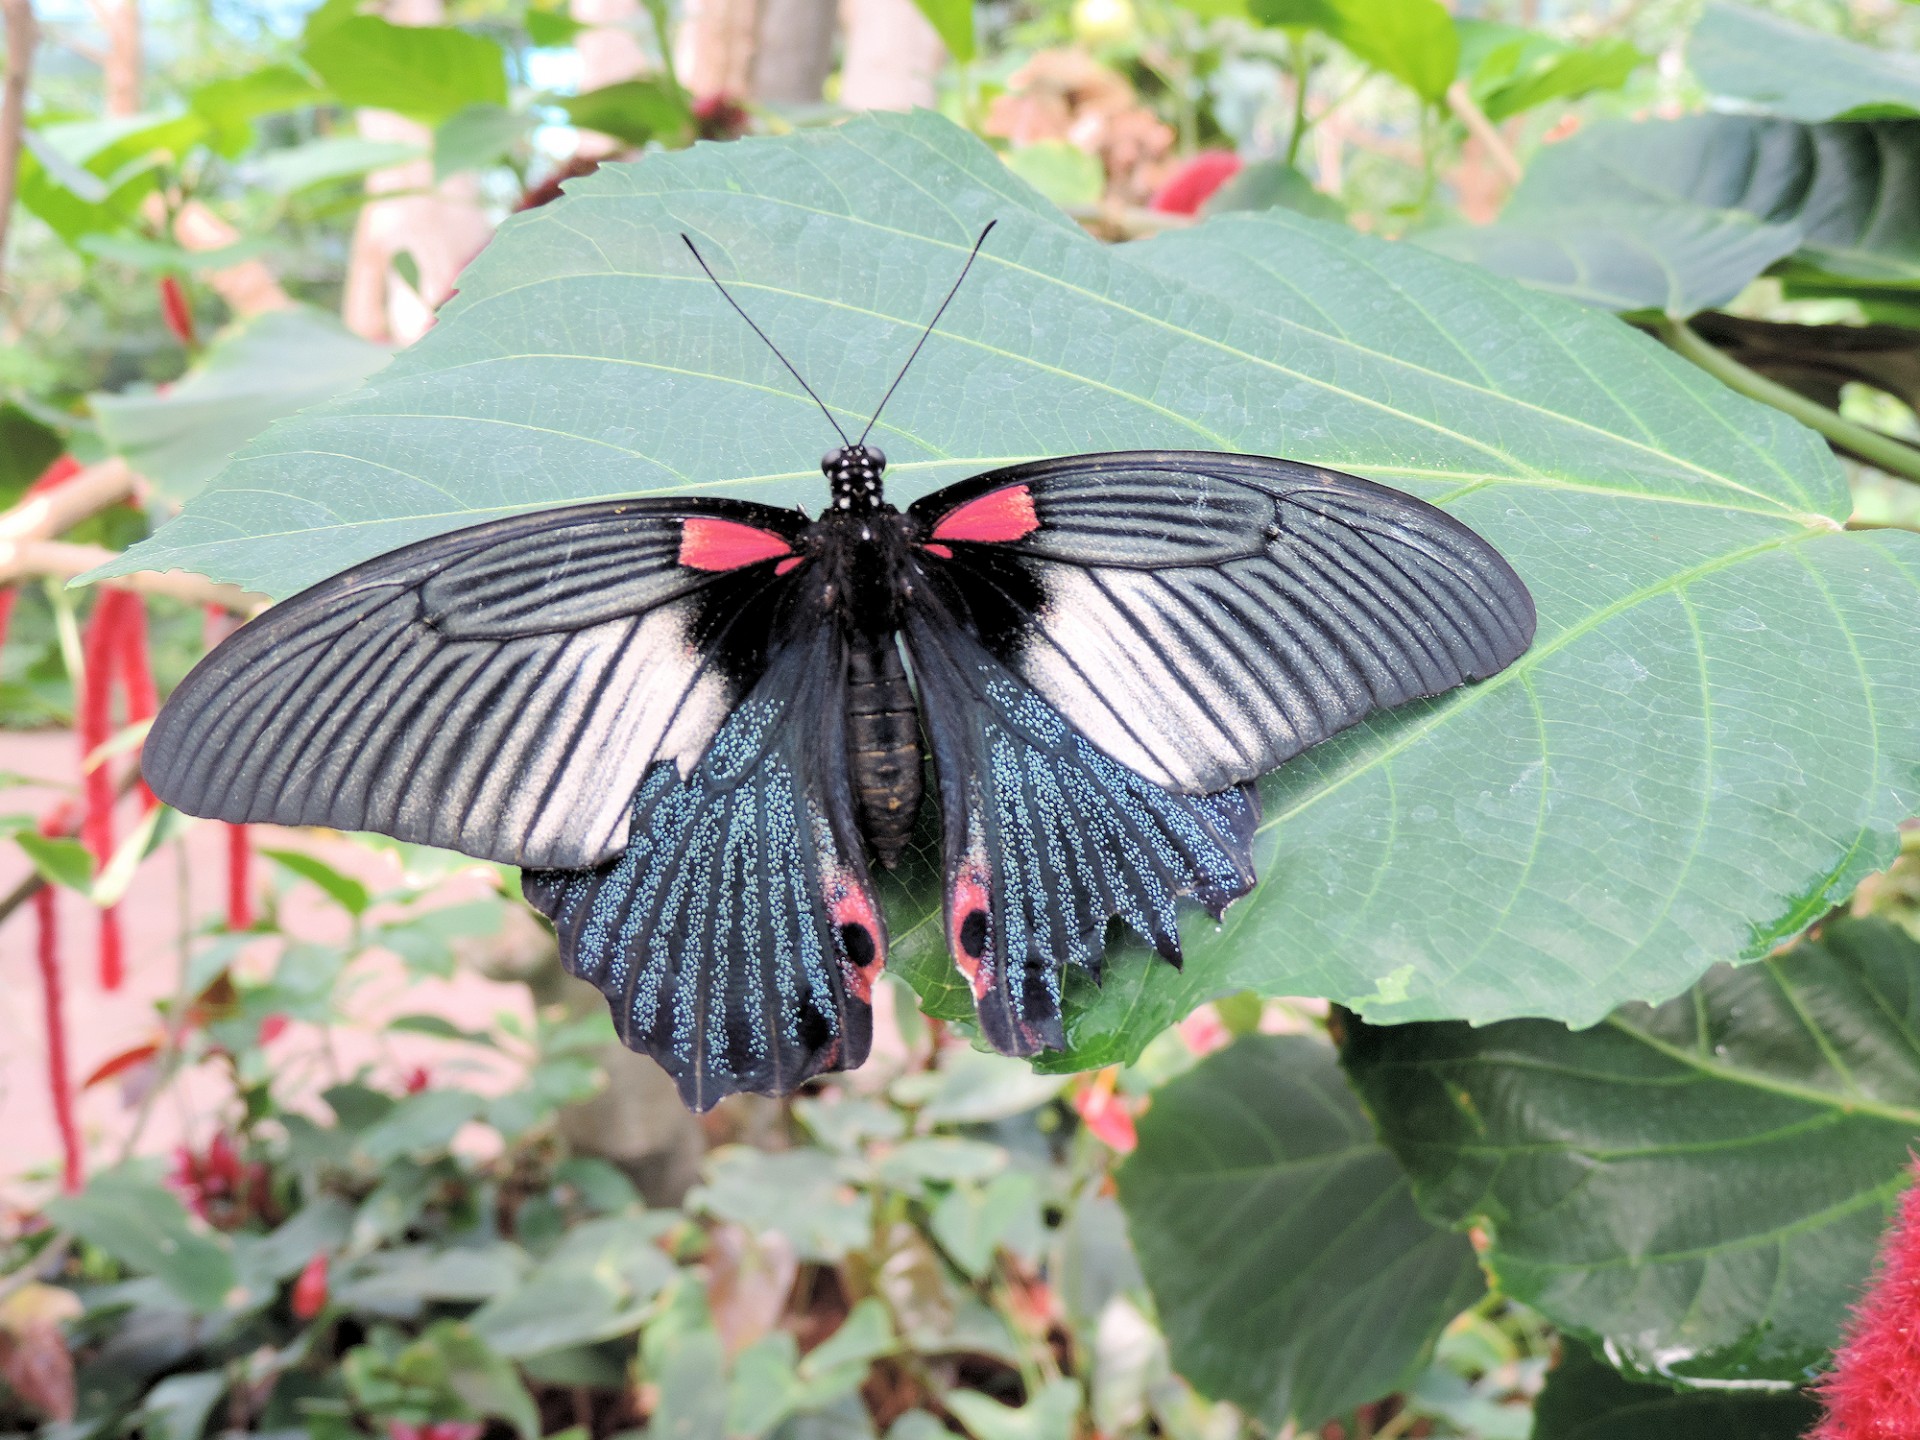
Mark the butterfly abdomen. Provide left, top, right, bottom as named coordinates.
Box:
left=845, top=634, right=921, bottom=869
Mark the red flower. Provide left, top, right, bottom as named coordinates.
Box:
left=387, top=1423, right=484, bottom=1440
left=1149, top=150, right=1242, bottom=216
left=257, top=1014, right=289, bottom=1046
left=1813, top=1155, right=1920, bottom=1438
left=158, top=275, right=196, bottom=347
left=290, top=1252, right=329, bottom=1319
left=1073, top=1069, right=1138, bottom=1153
left=403, top=1066, right=431, bottom=1095
left=168, top=1133, right=270, bottom=1228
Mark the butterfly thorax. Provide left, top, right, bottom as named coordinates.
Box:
left=803, top=457, right=922, bottom=870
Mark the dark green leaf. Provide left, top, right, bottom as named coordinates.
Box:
left=1342, top=916, right=1920, bottom=1384
left=243, top=1193, right=356, bottom=1282
left=303, top=17, right=509, bottom=123
left=1691, top=1, right=1920, bottom=122
left=45, top=1170, right=237, bottom=1313
left=1420, top=116, right=1920, bottom=315
left=1532, top=1338, right=1819, bottom=1439
left=106, top=113, right=1920, bottom=1052
left=388, top=1012, right=500, bottom=1046
left=469, top=1216, right=676, bottom=1356
left=554, top=78, right=692, bottom=148
left=261, top=845, right=372, bottom=916
left=906, top=0, right=974, bottom=64
left=1118, top=1035, right=1481, bottom=1428
left=93, top=308, right=388, bottom=502
left=324, top=1081, right=398, bottom=1132
left=0, top=402, right=64, bottom=500
left=526, top=6, right=588, bottom=46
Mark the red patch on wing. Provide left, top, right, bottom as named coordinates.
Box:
left=921, top=543, right=954, bottom=560
left=948, top=869, right=992, bottom=1001
left=678, top=516, right=795, bottom=572
left=830, top=878, right=885, bottom=1002
left=930, top=485, right=1039, bottom=545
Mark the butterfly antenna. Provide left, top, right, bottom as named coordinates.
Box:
left=681, top=233, right=853, bottom=448
left=856, top=220, right=997, bottom=449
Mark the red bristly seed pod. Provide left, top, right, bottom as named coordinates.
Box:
left=158, top=275, right=196, bottom=348
left=227, top=824, right=253, bottom=930
left=80, top=590, right=132, bottom=990
left=1812, top=1154, right=1920, bottom=1438
left=115, top=593, right=157, bottom=812
left=34, top=805, right=84, bottom=1194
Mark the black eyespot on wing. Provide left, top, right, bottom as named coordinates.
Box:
left=908, top=450, right=1535, bottom=795
left=143, top=497, right=809, bottom=870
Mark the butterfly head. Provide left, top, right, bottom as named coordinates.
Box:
left=823, top=443, right=887, bottom=513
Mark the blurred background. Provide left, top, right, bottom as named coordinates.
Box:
left=4, top=0, right=1920, bottom=1435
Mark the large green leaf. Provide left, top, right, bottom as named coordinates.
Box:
left=1531, top=1339, right=1820, bottom=1439
left=1690, top=1, right=1920, bottom=122
left=1247, top=0, right=1458, bottom=103
left=1419, top=115, right=1920, bottom=315
left=104, top=112, right=1920, bottom=1054
left=92, top=307, right=390, bottom=501
left=1116, top=1035, right=1482, bottom=1428
left=1342, top=917, right=1920, bottom=1385
left=302, top=16, right=509, bottom=124
left=45, top=1169, right=237, bottom=1313
left=1457, top=21, right=1645, bottom=124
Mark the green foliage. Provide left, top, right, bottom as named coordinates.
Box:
left=554, top=79, right=693, bottom=148
left=907, top=0, right=977, bottom=64
left=301, top=17, right=510, bottom=124
left=91, top=308, right=390, bottom=501
left=1343, top=917, right=1920, bottom=1385
left=1235, top=0, right=1459, bottom=104
left=1421, top=115, right=1920, bottom=317
left=99, top=114, right=1920, bottom=1081
left=1530, top=1339, right=1819, bottom=1439
left=1690, top=1, right=1920, bottom=122
left=1456, top=21, right=1645, bottom=124
left=1118, top=1034, right=1482, bottom=1428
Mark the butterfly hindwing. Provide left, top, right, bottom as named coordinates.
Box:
left=522, top=617, right=884, bottom=1111
left=143, top=497, right=809, bottom=869
left=908, top=451, right=1537, bottom=796
left=903, top=606, right=1257, bottom=1057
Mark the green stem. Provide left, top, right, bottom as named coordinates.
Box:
left=642, top=0, right=681, bottom=99
left=1654, top=316, right=1920, bottom=488
left=1284, top=33, right=1311, bottom=168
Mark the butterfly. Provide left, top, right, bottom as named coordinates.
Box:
left=144, top=222, right=1536, bottom=1111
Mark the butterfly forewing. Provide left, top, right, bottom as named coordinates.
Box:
left=907, top=452, right=1537, bottom=797
left=523, top=614, right=884, bottom=1111
left=142, top=498, right=809, bottom=870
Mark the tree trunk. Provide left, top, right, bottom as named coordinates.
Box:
left=92, top=0, right=138, bottom=116
left=676, top=0, right=760, bottom=99
left=838, top=0, right=943, bottom=111
left=750, top=0, right=835, bottom=106
left=342, top=0, right=493, bottom=344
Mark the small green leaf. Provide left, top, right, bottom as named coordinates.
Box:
left=907, top=0, right=974, bottom=63
left=691, top=1148, right=869, bottom=1261
left=873, top=1137, right=1006, bottom=1189
left=0, top=402, right=64, bottom=499
left=436, top=103, right=536, bottom=180
left=141, top=1372, right=228, bottom=1440
left=554, top=78, right=691, bottom=148
left=1202, top=159, right=1344, bottom=222
left=388, top=1012, right=499, bottom=1046
left=526, top=6, right=588, bottom=46
left=1342, top=916, right=1920, bottom=1384
left=1002, top=141, right=1103, bottom=209
left=469, top=1216, right=676, bottom=1356
left=357, top=1089, right=484, bottom=1163
left=1118, top=1035, right=1482, bottom=1429
left=80, top=232, right=268, bottom=272
left=261, top=846, right=372, bottom=916
left=251, top=136, right=425, bottom=194
left=642, top=1279, right=728, bottom=1439
left=930, top=1172, right=1042, bottom=1278
left=303, top=17, right=509, bottom=123
left=1532, top=1338, right=1818, bottom=1439
left=1251, top=0, right=1458, bottom=103
left=16, top=832, right=93, bottom=892
left=1458, top=22, right=1645, bottom=123
left=45, top=1169, right=237, bottom=1313
left=945, top=1379, right=1081, bottom=1440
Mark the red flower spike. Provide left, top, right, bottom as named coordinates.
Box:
left=80, top=590, right=140, bottom=990
left=28, top=456, right=82, bottom=494
left=33, top=883, right=83, bottom=1193
left=158, top=275, right=196, bottom=347
left=114, top=594, right=157, bottom=812
left=1150, top=150, right=1243, bottom=216
left=226, top=825, right=253, bottom=930
left=291, top=1252, right=330, bottom=1319
left=1813, top=1154, right=1920, bottom=1438
left=0, top=587, right=17, bottom=654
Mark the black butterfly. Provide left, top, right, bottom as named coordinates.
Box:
left=144, top=223, right=1535, bottom=1110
